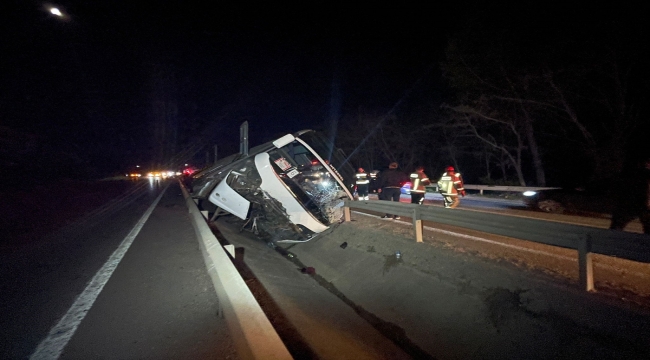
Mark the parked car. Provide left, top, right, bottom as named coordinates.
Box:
left=523, top=184, right=615, bottom=215
left=401, top=182, right=412, bottom=195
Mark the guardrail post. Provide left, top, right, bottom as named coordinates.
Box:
left=578, top=235, right=594, bottom=292
left=412, top=206, right=423, bottom=243
left=344, top=205, right=351, bottom=222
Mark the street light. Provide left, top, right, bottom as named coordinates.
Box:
left=49, top=7, right=63, bottom=17
left=44, top=4, right=70, bottom=21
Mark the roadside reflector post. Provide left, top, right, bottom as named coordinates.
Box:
left=413, top=206, right=423, bottom=243
left=344, top=205, right=351, bottom=222
left=578, top=235, right=594, bottom=292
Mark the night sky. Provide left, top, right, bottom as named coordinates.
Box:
left=2, top=2, right=450, bottom=170
left=1, top=1, right=647, bottom=183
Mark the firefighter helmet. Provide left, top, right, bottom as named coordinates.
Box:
left=446, top=166, right=455, bottom=172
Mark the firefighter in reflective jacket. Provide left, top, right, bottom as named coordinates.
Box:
left=355, top=167, right=370, bottom=200
left=409, top=166, right=431, bottom=204
left=437, top=166, right=465, bottom=208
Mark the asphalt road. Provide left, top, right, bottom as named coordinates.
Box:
left=0, top=180, right=236, bottom=359
left=3, top=180, right=648, bottom=359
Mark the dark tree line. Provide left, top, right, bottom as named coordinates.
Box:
left=337, top=7, right=648, bottom=187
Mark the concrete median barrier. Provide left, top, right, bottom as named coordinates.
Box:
left=180, top=181, right=292, bottom=360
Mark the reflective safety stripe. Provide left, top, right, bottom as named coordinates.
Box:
left=438, top=172, right=464, bottom=194
left=453, top=173, right=464, bottom=190
left=438, top=175, right=455, bottom=194
left=411, top=172, right=430, bottom=193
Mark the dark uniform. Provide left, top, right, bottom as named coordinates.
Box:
left=378, top=162, right=408, bottom=219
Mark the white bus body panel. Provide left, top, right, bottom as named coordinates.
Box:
left=272, top=134, right=295, bottom=148
left=208, top=174, right=251, bottom=220
left=255, top=152, right=329, bottom=233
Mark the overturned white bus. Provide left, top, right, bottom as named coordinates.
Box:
left=190, top=130, right=355, bottom=243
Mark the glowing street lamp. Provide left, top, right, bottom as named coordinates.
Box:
left=44, top=4, right=70, bottom=21
left=49, top=7, right=63, bottom=17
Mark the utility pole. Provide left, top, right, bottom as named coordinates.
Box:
left=240, top=121, right=249, bottom=156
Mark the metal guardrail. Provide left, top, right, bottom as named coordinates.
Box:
left=343, top=199, right=650, bottom=292
left=180, top=182, right=292, bottom=360
left=425, top=184, right=561, bottom=195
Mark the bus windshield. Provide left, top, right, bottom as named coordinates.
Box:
left=294, top=131, right=355, bottom=194
left=266, top=137, right=351, bottom=225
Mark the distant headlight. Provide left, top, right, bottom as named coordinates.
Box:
left=523, top=191, right=537, bottom=197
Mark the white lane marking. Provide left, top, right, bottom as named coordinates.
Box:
left=355, top=211, right=650, bottom=278
left=30, top=185, right=169, bottom=360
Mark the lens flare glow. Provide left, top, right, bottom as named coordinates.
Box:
left=49, top=7, right=63, bottom=16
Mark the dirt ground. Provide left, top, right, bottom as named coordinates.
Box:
left=271, top=213, right=650, bottom=359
